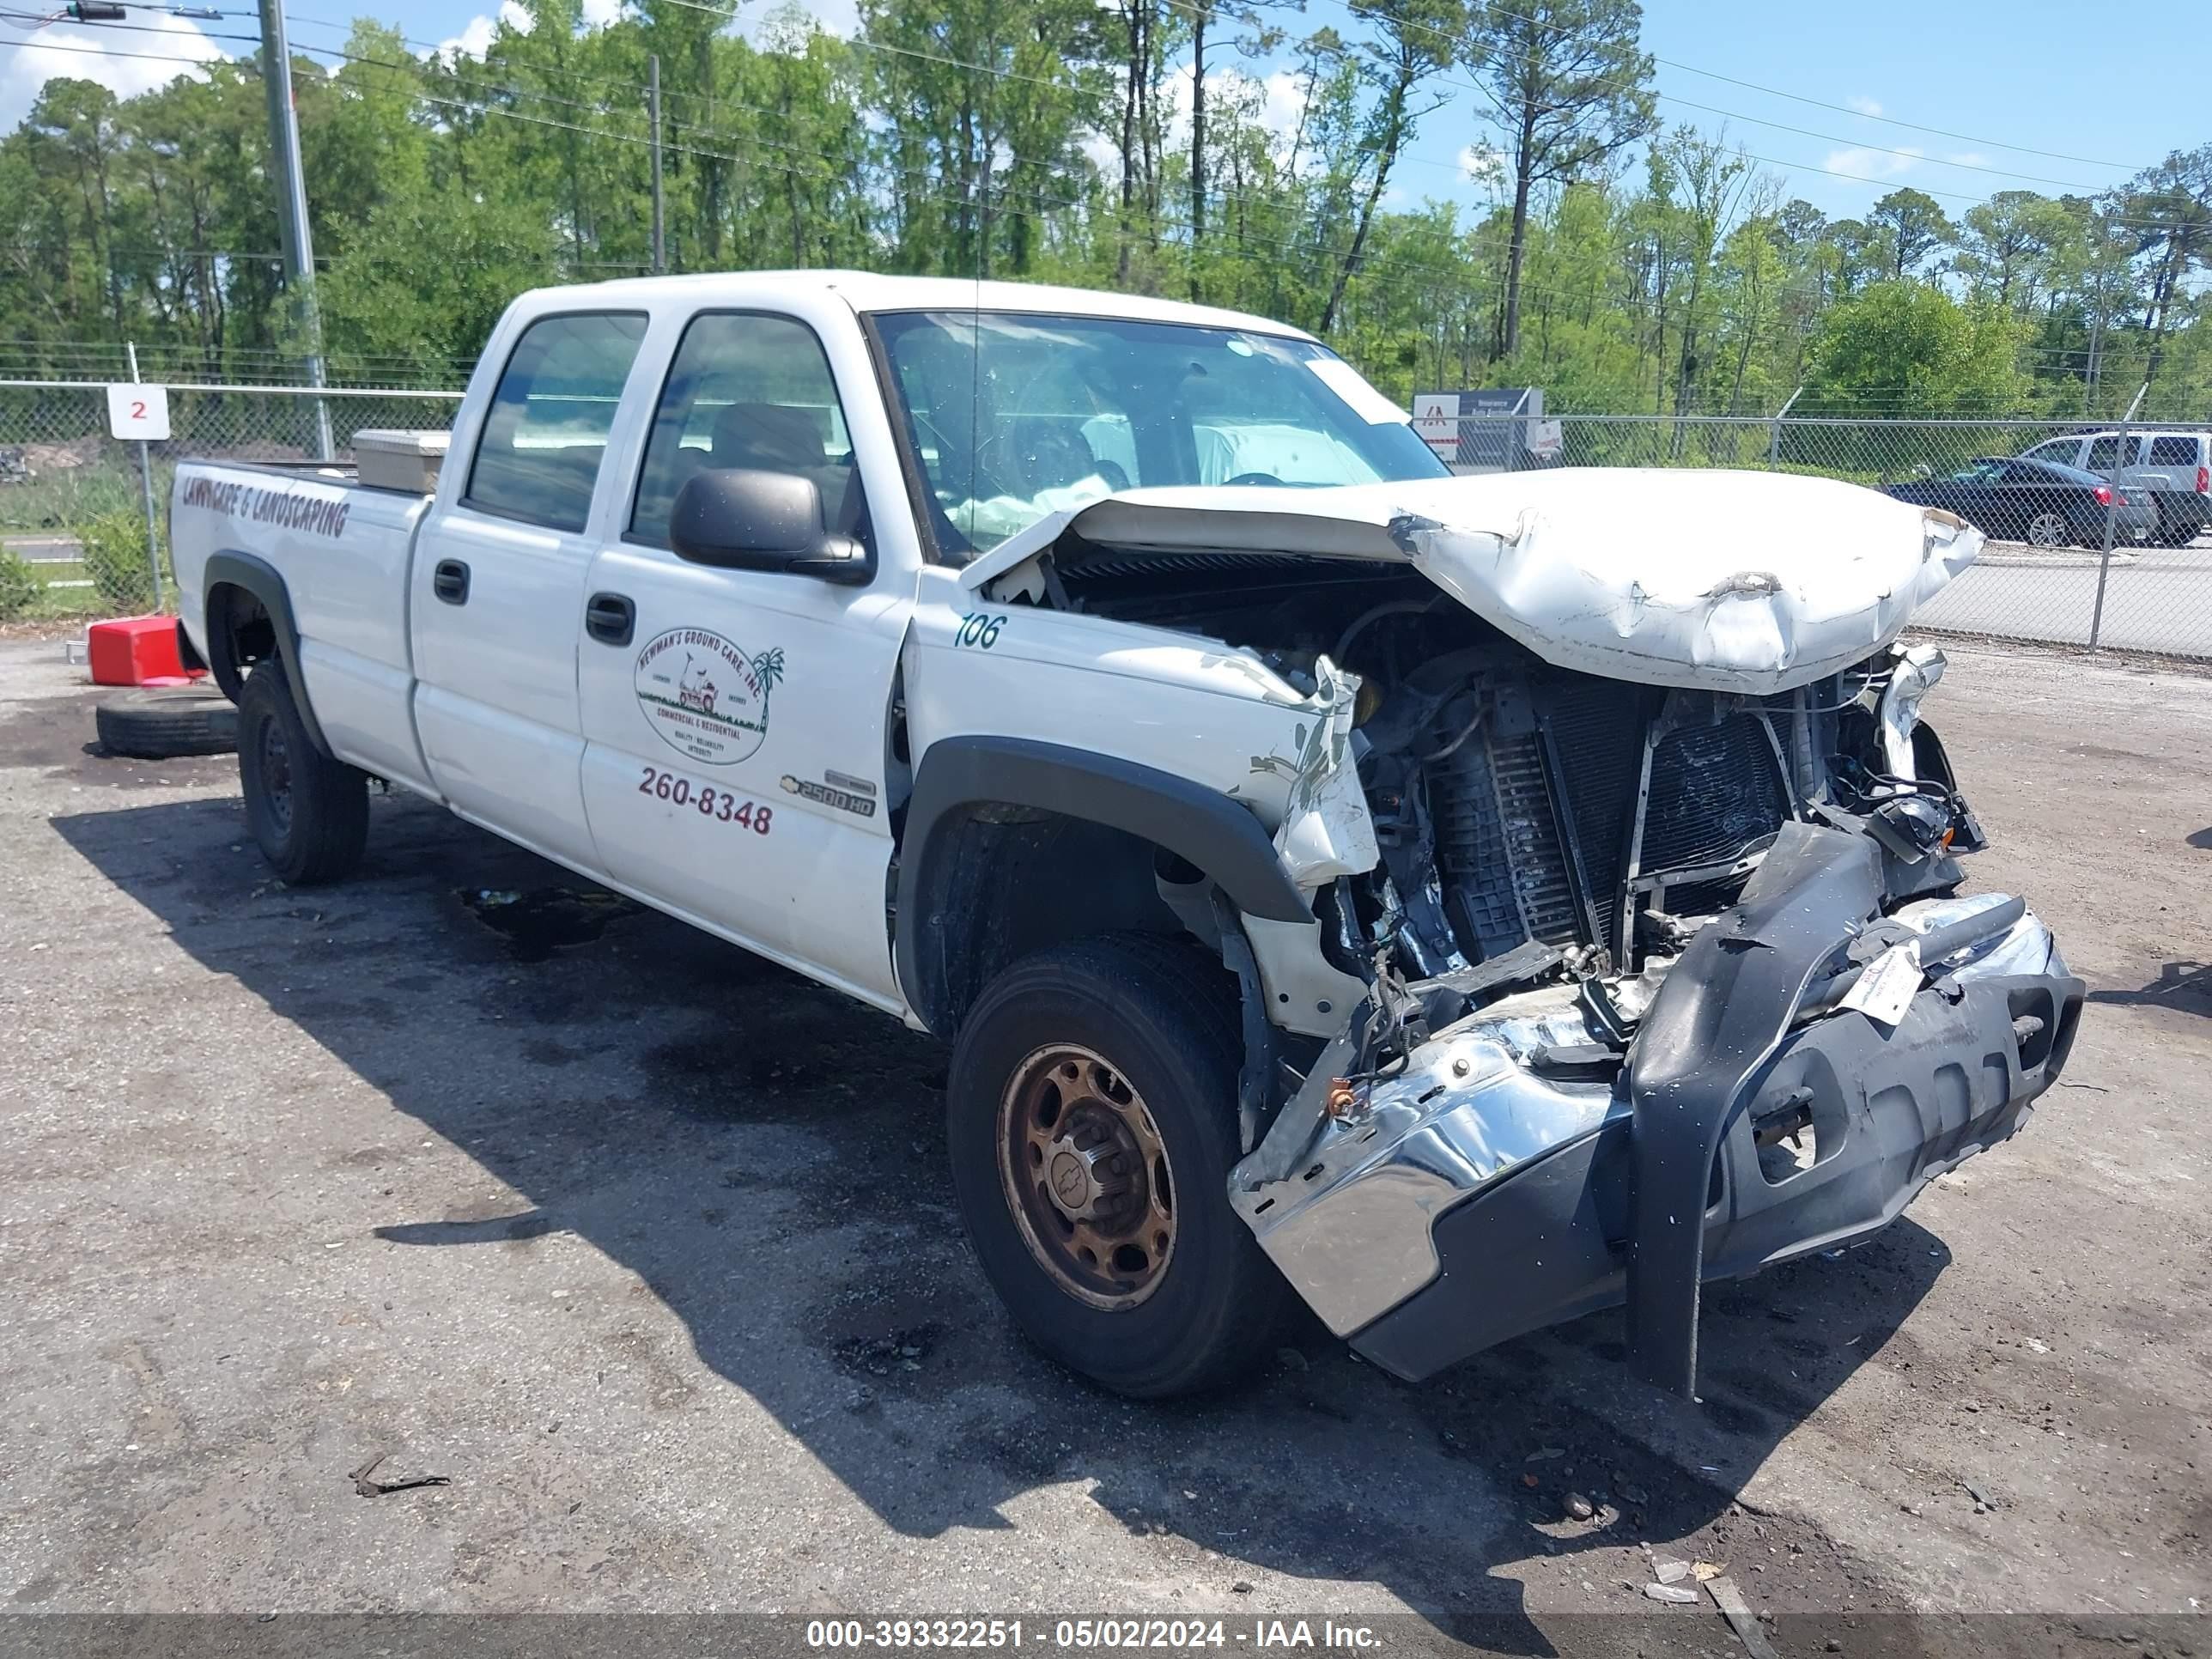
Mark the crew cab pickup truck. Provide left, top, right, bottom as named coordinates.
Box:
left=171, top=272, right=2083, bottom=1400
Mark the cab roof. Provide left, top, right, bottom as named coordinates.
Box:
left=536, top=270, right=1321, bottom=343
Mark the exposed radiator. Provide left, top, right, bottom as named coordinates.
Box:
left=1425, top=686, right=1791, bottom=965
left=1638, top=714, right=1790, bottom=877
left=1433, top=727, right=1582, bottom=960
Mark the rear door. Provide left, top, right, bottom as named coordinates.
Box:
left=2085, top=432, right=2136, bottom=484
left=409, top=309, right=650, bottom=872
left=575, top=304, right=915, bottom=1010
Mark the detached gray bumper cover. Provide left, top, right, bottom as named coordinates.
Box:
left=1241, top=823, right=2084, bottom=1393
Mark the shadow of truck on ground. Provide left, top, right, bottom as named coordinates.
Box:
left=54, top=781, right=1948, bottom=1646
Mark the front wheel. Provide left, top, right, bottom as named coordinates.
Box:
left=238, top=662, right=368, bottom=884
left=946, top=936, right=1288, bottom=1397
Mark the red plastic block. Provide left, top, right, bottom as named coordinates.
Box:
left=88, top=615, right=200, bottom=687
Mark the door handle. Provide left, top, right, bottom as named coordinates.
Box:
left=432, top=559, right=470, bottom=605
left=586, top=592, right=635, bottom=646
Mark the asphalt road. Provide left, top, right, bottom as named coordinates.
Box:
left=1917, top=534, right=2212, bottom=658
left=0, top=637, right=2205, bottom=1651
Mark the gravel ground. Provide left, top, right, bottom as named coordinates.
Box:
left=0, top=637, right=2205, bottom=1650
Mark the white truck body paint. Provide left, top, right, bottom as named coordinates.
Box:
left=964, top=468, right=1982, bottom=696
left=167, top=270, right=1942, bottom=1045
left=169, top=272, right=1365, bottom=1033
left=902, top=566, right=1348, bottom=835
left=177, top=468, right=439, bottom=794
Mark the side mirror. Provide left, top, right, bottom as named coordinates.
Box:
left=669, top=467, right=870, bottom=585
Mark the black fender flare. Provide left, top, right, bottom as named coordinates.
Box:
left=895, top=735, right=1311, bottom=1036
left=201, top=550, right=334, bottom=757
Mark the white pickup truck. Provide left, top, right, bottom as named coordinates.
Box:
left=171, top=271, right=2083, bottom=1400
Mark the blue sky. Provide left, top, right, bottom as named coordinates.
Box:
left=2, top=0, right=2198, bottom=228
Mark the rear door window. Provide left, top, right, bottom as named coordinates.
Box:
left=465, top=312, right=648, bottom=532
left=2086, top=436, right=2125, bottom=470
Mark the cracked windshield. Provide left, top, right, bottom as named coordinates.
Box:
left=874, top=311, right=1449, bottom=561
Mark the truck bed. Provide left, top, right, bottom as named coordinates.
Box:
left=171, top=455, right=440, bottom=793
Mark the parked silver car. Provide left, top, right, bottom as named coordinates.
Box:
left=2017, top=430, right=2211, bottom=546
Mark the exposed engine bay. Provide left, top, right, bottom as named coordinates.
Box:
left=984, top=534, right=2081, bottom=1395
left=1054, top=550, right=1982, bottom=1032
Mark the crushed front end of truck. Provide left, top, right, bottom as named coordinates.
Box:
left=1231, top=799, right=2081, bottom=1395
left=968, top=468, right=2085, bottom=1395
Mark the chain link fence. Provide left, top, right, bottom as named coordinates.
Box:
left=0, top=380, right=461, bottom=621
left=3, top=379, right=2206, bottom=659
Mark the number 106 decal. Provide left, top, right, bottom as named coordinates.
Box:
left=954, top=611, right=1006, bottom=649
left=638, top=766, right=774, bottom=834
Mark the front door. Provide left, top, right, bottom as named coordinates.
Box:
left=410, top=309, right=650, bottom=872
left=576, top=308, right=910, bottom=1010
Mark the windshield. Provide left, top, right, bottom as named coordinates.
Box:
left=872, top=310, right=1449, bottom=562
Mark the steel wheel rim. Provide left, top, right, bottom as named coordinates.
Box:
left=997, top=1042, right=1176, bottom=1310
left=259, top=718, right=293, bottom=836
left=2028, top=511, right=2065, bottom=546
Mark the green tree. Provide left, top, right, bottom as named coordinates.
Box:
left=1869, top=186, right=1954, bottom=280
left=1804, top=280, right=2029, bottom=417
left=1957, top=190, right=2077, bottom=312
left=2119, top=145, right=2212, bottom=388
left=1317, top=0, right=1465, bottom=333
left=1459, top=0, right=1656, bottom=360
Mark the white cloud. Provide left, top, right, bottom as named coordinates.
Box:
left=1079, top=125, right=1120, bottom=179
left=1846, top=94, right=1883, bottom=117
left=433, top=0, right=533, bottom=59
left=1822, top=143, right=1923, bottom=182
left=1459, top=141, right=1507, bottom=190
left=581, top=0, right=623, bottom=24
left=1160, top=61, right=1308, bottom=157
left=0, top=15, right=227, bottom=131
left=1820, top=143, right=1992, bottom=191
left=747, top=0, right=859, bottom=41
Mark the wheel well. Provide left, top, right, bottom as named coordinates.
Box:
left=902, top=803, right=1188, bottom=1036
left=204, top=580, right=276, bottom=701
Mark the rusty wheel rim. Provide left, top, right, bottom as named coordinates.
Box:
left=997, top=1043, right=1176, bottom=1310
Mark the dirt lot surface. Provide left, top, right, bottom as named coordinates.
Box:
left=0, top=637, right=2205, bottom=1652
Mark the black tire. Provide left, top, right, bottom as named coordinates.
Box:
left=946, top=935, right=1288, bottom=1398
left=94, top=684, right=237, bottom=759
left=237, top=662, right=368, bottom=884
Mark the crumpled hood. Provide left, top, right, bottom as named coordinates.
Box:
left=962, top=467, right=1982, bottom=694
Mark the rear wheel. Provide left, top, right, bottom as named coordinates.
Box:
left=2026, top=510, right=2068, bottom=548
left=238, top=663, right=368, bottom=884
left=946, top=935, right=1287, bottom=1397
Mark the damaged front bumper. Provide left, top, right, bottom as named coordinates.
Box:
left=1230, top=823, right=2084, bottom=1394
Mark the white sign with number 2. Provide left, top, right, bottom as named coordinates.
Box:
left=106, top=383, right=170, bottom=442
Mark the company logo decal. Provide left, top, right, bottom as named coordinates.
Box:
left=634, top=629, right=783, bottom=767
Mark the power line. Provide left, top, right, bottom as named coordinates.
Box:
left=1, top=18, right=2195, bottom=340
left=1294, top=0, right=2148, bottom=174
